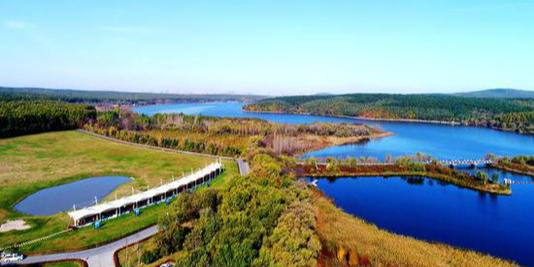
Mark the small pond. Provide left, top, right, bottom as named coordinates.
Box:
left=15, top=176, right=131, bottom=216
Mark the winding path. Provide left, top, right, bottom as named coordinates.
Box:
left=1, top=226, right=158, bottom=267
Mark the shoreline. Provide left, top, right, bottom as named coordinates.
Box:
left=127, top=102, right=528, bottom=135
left=242, top=108, right=463, bottom=126
left=297, top=164, right=512, bottom=195
left=490, top=163, right=534, bottom=178
left=311, top=190, right=519, bottom=267
left=305, top=172, right=512, bottom=196
left=293, top=131, right=394, bottom=157
left=243, top=108, right=532, bottom=135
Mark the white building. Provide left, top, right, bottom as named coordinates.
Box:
left=68, top=162, right=224, bottom=227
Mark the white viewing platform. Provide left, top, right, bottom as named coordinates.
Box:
left=68, top=161, right=224, bottom=227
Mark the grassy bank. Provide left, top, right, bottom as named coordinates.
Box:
left=0, top=130, right=238, bottom=253
left=491, top=162, right=534, bottom=178
left=312, top=190, right=518, bottom=267
left=39, top=260, right=86, bottom=267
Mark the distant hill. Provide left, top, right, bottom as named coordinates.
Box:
left=0, top=86, right=266, bottom=103
left=456, top=88, right=534, bottom=99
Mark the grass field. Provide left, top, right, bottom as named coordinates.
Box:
left=41, top=260, right=85, bottom=267
left=0, top=130, right=238, bottom=253
left=312, top=190, right=518, bottom=267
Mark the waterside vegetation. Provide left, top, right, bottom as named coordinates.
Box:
left=84, top=109, right=387, bottom=157
left=130, top=151, right=520, bottom=267
left=312, top=190, right=519, bottom=267
left=491, top=155, right=534, bottom=177
left=245, top=93, right=534, bottom=134
left=298, top=156, right=512, bottom=195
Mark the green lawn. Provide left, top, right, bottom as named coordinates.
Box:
left=41, top=260, right=85, bottom=267
left=0, top=130, right=238, bottom=253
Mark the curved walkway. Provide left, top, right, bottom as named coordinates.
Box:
left=1, top=226, right=158, bottom=267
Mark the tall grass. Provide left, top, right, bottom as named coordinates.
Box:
left=312, top=191, right=518, bottom=267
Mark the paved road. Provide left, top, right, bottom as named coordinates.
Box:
left=1, top=226, right=158, bottom=267
left=236, top=159, right=250, bottom=176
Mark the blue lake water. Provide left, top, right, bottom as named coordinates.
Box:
left=134, top=102, right=534, bottom=160
left=15, top=176, right=131, bottom=216
left=311, top=171, right=534, bottom=267
left=135, top=102, right=534, bottom=266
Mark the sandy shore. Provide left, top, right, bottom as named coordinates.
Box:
left=0, top=219, right=31, bottom=233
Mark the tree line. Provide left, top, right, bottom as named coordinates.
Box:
left=0, top=100, right=96, bottom=138
left=245, top=94, right=534, bottom=134
left=0, top=86, right=263, bottom=104
left=91, top=109, right=378, bottom=138
left=494, top=155, right=534, bottom=175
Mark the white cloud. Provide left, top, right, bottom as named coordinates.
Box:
left=4, top=20, right=35, bottom=30
left=101, top=25, right=155, bottom=33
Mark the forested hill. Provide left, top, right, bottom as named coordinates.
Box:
left=0, top=87, right=265, bottom=104
left=456, top=88, right=534, bottom=99
left=244, top=94, right=534, bottom=134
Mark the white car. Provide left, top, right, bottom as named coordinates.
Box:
left=0, top=252, right=24, bottom=262
left=159, top=263, right=174, bottom=267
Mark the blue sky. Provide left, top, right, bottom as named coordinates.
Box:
left=0, top=0, right=533, bottom=95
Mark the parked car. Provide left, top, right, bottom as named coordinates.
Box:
left=159, top=263, right=174, bottom=267
left=0, top=252, right=24, bottom=262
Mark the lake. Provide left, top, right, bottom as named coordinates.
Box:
left=15, top=176, right=131, bottom=216
left=310, top=170, right=534, bottom=266
left=134, top=101, right=534, bottom=266
left=134, top=102, right=534, bottom=160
